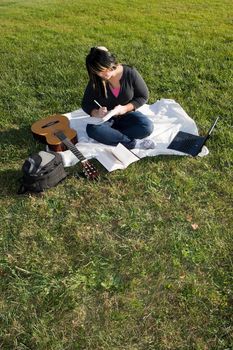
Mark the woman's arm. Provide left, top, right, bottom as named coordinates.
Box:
left=82, top=81, right=108, bottom=117
left=130, top=67, right=149, bottom=109
left=81, top=81, right=98, bottom=116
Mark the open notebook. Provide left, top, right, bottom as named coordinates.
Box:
left=95, top=143, right=140, bottom=172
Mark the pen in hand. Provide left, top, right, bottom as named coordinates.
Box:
left=94, top=100, right=103, bottom=108
left=93, top=99, right=108, bottom=118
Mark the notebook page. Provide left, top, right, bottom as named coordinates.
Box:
left=111, top=143, right=139, bottom=167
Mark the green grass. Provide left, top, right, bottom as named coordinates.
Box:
left=0, top=0, right=233, bottom=349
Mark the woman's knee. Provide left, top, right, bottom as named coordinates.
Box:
left=86, top=123, right=113, bottom=144
left=141, top=118, right=154, bottom=137
left=131, top=112, right=154, bottom=136
left=86, top=124, right=99, bottom=138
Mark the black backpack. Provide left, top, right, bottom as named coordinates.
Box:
left=18, top=151, right=67, bottom=194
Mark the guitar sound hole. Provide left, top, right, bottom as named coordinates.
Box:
left=42, top=120, right=59, bottom=128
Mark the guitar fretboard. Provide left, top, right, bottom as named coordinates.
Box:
left=55, top=131, right=86, bottom=162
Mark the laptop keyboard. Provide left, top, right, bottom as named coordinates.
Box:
left=168, top=131, right=205, bottom=156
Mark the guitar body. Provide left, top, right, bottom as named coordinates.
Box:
left=31, top=114, right=78, bottom=152
left=31, top=114, right=99, bottom=180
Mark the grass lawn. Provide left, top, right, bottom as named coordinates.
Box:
left=0, top=0, right=232, bottom=349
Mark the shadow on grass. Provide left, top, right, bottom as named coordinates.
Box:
left=0, top=163, right=109, bottom=198
left=0, top=168, right=22, bottom=197
left=0, top=125, right=36, bottom=149
left=0, top=125, right=44, bottom=197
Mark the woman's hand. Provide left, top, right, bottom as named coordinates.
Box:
left=98, top=107, right=108, bottom=117
left=113, top=103, right=135, bottom=116
left=91, top=107, right=108, bottom=118
left=112, top=104, right=128, bottom=116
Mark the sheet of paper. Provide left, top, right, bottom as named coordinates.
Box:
left=101, top=109, right=117, bottom=122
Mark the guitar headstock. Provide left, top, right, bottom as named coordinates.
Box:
left=81, top=160, right=99, bottom=180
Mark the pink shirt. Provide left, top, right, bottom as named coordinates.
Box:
left=110, top=86, right=121, bottom=98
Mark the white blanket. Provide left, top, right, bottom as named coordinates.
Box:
left=59, top=98, right=208, bottom=167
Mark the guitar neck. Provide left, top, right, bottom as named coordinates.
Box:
left=56, top=132, right=86, bottom=162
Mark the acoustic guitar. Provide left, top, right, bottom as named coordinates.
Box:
left=31, top=114, right=99, bottom=180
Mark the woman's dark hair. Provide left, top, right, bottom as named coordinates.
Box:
left=86, top=46, right=118, bottom=97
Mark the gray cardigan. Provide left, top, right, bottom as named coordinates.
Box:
left=81, top=65, right=149, bottom=115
